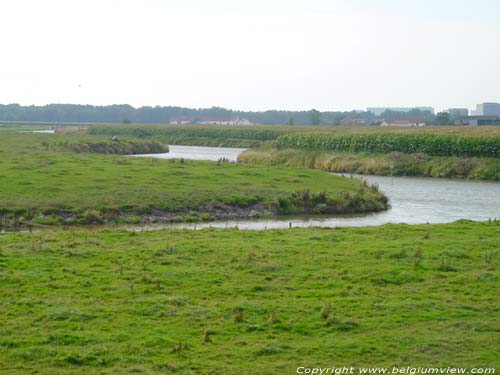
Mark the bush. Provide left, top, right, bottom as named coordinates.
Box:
left=32, top=214, right=62, bottom=226
left=276, top=188, right=388, bottom=215
left=312, top=203, right=328, bottom=214
left=125, top=215, right=141, bottom=224
left=80, top=209, right=104, bottom=224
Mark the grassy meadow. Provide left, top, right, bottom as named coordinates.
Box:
left=0, top=221, right=499, bottom=374
left=0, top=131, right=387, bottom=226
left=0, top=124, right=498, bottom=374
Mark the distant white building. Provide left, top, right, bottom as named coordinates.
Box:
left=471, top=103, right=500, bottom=116
left=197, top=116, right=238, bottom=125
left=339, top=118, right=370, bottom=126
left=455, top=116, right=500, bottom=126
left=170, top=116, right=255, bottom=125
left=169, top=116, right=192, bottom=125
left=368, top=107, right=434, bottom=116
left=380, top=118, right=426, bottom=127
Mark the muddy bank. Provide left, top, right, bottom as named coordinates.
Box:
left=0, top=205, right=271, bottom=230
left=0, top=186, right=389, bottom=230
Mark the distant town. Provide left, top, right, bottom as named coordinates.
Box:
left=364, top=103, right=500, bottom=126
left=0, top=102, right=499, bottom=126
left=171, top=102, right=500, bottom=126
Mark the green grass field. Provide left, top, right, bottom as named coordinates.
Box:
left=1, top=124, right=498, bottom=374
left=0, top=131, right=386, bottom=225
left=0, top=222, right=499, bottom=374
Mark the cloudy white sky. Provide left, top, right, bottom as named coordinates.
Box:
left=0, top=0, right=499, bottom=112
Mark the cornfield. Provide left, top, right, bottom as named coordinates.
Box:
left=277, top=133, right=500, bottom=158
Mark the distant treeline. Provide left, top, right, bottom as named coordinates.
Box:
left=0, top=104, right=436, bottom=125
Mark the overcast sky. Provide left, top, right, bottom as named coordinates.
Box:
left=1, top=0, right=499, bottom=112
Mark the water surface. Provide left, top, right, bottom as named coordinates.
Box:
left=133, top=144, right=246, bottom=162
left=18, top=129, right=55, bottom=134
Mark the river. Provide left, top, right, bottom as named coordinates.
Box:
left=18, top=129, right=55, bottom=134
left=129, top=145, right=500, bottom=230
left=133, top=144, right=246, bottom=162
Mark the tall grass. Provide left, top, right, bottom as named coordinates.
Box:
left=238, top=149, right=500, bottom=180
left=88, top=125, right=288, bottom=141
left=47, top=138, right=168, bottom=154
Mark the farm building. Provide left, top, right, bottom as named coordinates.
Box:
left=170, top=116, right=255, bottom=125
left=339, top=118, right=370, bottom=126
left=380, top=118, right=426, bottom=127
left=454, top=116, right=500, bottom=126
left=169, top=116, right=192, bottom=125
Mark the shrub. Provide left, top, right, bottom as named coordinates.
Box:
left=312, top=203, right=328, bottom=214
left=81, top=210, right=104, bottom=224
left=320, top=301, right=333, bottom=320
left=125, top=215, right=141, bottom=224
left=32, top=214, right=62, bottom=226
left=276, top=197, right=299, bottom=215
left=234, top=308, right=244, bottom=323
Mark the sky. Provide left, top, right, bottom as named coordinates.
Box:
left=0, top=0, right=499, bottom=112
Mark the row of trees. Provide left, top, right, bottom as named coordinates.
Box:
left=0, top=103, right=439, bottom=125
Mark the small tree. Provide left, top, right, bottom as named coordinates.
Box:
left=309, top=109, right=321, bottom=125
left=435, top=112, right=452, bottom=125
left=287, top=116, right=294, bottom=125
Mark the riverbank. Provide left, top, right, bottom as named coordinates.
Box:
left=122, top=173, right=500, bottom=231
left=1, top=221, right=498, bottom=373
left=48, top=136, right=168, bottom=154
left=239, top=149, right=500, bottom=180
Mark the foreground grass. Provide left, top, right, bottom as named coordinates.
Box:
left=0, top=221, right=499, bottom=374
left=0, top=132, right=386, bottom=225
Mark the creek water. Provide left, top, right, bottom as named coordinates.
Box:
left=132, top=144, right=246, bottom=162
left=18, top=129, right=55, bottom=134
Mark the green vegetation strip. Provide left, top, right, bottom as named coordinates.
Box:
left=0, top=222, right=498, bottom=373
left=88, top=125, right=290, bottom=147
left=239, top=149, right=500, bottom=180
left=0, top=133, right=386, bottom=225
left=45, top=137, right=168, bottom=155
left=277, top=133, right=500, bottom=158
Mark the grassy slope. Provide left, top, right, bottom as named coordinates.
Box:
left=0, top=132, right=377, bottom=218
left=0, top=222, right=499, bottom=374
